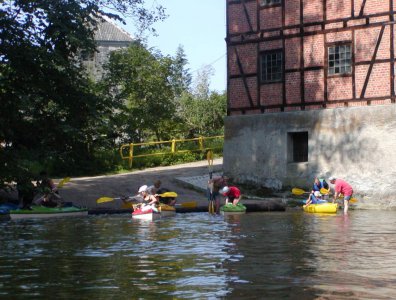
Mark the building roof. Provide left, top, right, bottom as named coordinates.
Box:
left=94, top=16, right=134, bottom=43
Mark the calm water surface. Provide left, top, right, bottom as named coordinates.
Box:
left=1, top=210, right=396, bottom=299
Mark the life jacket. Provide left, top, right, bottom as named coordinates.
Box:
left=313, top=179, right=329, bottom=191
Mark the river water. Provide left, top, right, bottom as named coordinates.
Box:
left=1, top=210, right=396, bottom=299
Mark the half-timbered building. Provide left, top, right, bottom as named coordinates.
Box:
left=224, top=0, right=396, bottom=205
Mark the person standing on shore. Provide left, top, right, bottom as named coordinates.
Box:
left=329, top=176, right=353, bottom=214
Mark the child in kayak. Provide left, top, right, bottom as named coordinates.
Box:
left=305, top=191, right=326, bottom=206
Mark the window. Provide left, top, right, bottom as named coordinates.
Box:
left=288, top=132, right=308, bottom=163
left=328, top=44, right=352, bottom=75
left=260, top=0, right=281, bottom=6
left=260, top=50, right=283, bottom=83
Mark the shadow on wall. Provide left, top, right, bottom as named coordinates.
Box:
left=313, top=110, right=379, bottom=171
left=225, top=1, right=385, bottom=195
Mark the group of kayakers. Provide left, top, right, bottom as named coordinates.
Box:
left=130, top=176, right=243, bottom=215
left=305, top=176, right=354, bottom=214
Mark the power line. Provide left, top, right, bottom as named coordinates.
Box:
left=191, top=53, right=227, bottom=74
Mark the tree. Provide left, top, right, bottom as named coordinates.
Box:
left=0, top=0, right=166, bottom=184
left=193, top=65, right=214, bottom=100
left=178, top=66, right=226, bottom=137
left=170, top=45, right=192, bottom=98
left=101, top=43, right=177, bottom=143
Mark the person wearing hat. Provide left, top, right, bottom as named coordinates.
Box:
left=134, top=185, right=159, bottom=212
left=220, top=185, right=241, bottom=206
left=328, top=176, right=353, bottom=214
left=305, top=191, right=324, bottom=206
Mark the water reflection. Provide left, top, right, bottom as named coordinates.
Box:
left=1, top=211, right=396, bottom=299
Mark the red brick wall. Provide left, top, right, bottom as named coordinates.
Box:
left=260, top=83, right=283, bottom=106
left=285, top=38, right=301, bottom=69
left=259, top=6, right=282, bottom=30
left=285, top=0, right=300, bottom=26
left=328, top=77, right=353, bottom=101
left=303, top=0, right=323, bottom=23
left=228, top=2, right=257, bottom=34
left=228, top=44, right=257, bottom=76
left=327, top=0, right=351, bottom=20
left=229, top=77, right=258, bottom=108
left=305, top=70, right=324, bottom=102
left=303, top=34, right=324, bottom=67
left=226, top=0, right=394, bottom=115
left=285, top=72, right=301, bottom=104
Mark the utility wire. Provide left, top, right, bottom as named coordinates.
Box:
left=191, top=53, right=226, bottom=74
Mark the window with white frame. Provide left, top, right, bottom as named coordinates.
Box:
left=328, top=44, right=352, bottom=75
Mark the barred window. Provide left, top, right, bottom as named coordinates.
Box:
left=260, top=0, right=281, bottom=6
left=260, top=50, right=283, bottom=83
left=328, top=44, right=352, bottom=75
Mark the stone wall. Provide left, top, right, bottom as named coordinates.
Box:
left=223, top=104, right=396, bottom=209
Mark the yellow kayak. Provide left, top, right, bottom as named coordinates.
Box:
left=303, top=203, right=338, bottom=213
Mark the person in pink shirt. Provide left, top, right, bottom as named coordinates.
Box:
left=220, top=186, right=242, bottom=206
left=329, top=176, right=353, bottom=214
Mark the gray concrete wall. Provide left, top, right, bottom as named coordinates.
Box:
left=223, top=105, right=396, bottom=209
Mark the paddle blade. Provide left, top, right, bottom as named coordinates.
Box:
left=57, top=177, right=71, bottom=189
left=96, top=197, right=115, bottom=204
left=320, top=188, right=330, bottom=195
left=182, top=201, right=197, bottom=208
left=175, top=201, right=197, bottom=208
left=292, top=188, right=306, bottom=196
left=159, top=192, right=178, bottom=198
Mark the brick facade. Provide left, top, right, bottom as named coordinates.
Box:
left=226, top=0, right=396, bottom=115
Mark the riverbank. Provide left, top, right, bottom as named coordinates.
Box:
left=0, top=158, right=286, bottom=213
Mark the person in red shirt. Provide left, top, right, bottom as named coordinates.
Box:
left=329, top=176, right=353, bottom=214
left=220, top=186, right=242, bottom=206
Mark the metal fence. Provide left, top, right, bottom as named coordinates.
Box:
left=119, top=135, right=224, bottom=168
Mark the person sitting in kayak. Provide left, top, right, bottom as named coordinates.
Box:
left=134, top=185, right=159, bottom=212
left=311, top=177, right=329, bottom=194
left=36, top=171, right=63, bottom=207
left=306, top=191, right=325, bottom=206
left=220, top=186, right=241, bottom=206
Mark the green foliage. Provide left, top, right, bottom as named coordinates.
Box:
left=0, top=0, right=226, bottom=188
left=178, top=90, right=226, bottom=136
left=0, top=0, right=166, bottom=186
left=101, top=43, right=178, bottom=143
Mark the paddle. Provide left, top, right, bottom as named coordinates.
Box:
left=175, top=201, right=197, bottom=208
left=291, top=188, right=310, bottom=196
left=57, top=177, right=71, bottom=189
left=207, top=150, right=215, bottom=214
left=97, top=191, right=179, bottom=204
left=320, top=188, right=358, bottom=203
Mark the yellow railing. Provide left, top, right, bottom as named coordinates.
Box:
left=119, top=135, right=224, bottom=168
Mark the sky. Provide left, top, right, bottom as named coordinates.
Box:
left=123, top=0, right=227, bottom=92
